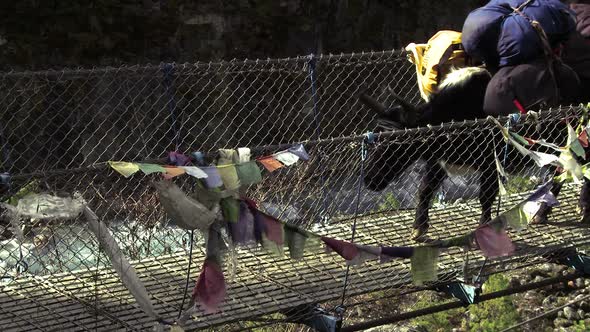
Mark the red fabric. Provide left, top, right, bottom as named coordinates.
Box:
left=192, top=259, right=226, bottom=314
left=321, top=237, right=359, bottom=261
left=579, top=130, right=589, bottom=148
left=475, top=225, right=515, bottom=258
left=260, top=212, right=284, bottom=245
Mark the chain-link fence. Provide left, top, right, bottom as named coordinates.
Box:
left=0, top=50, right=589, bottom=331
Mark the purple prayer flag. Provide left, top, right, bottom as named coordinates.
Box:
left=201, top=167, right=223, bottom=188
left=380, top=246, right=414, bottom=263
left=229, top=202, right=255, bottom=245
left=253, top=211, right=265, bottom=243
left=168, top=151, right=192, bottom=166
left=321, top=237, right=359, bottom=261
left=475, top=225, right=515, bottom=258
left=288, top=144, right=310, bottom=161
left=526, top=181, right=559, bottom=207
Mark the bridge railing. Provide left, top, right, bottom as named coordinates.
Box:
left=0, top=50, right=588, bottom=331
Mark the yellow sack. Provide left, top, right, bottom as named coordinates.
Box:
left=406, top=30, right=468, bottom=101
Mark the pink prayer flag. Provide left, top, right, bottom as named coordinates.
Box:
left=321, top=236, right=359, bottom=261
left=192, top=258, right=226, bottom=314
left=475, top=225, right=515, bottom=258
left=260, top=212, right=284, bottom=245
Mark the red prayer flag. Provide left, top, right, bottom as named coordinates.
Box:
left=192, top=258, right=226, bottom=314
left=475, top=225, right=515, bottom=258
left=321, top=236, right=359, bottom=261
left=260, top=212, right=284, bottom=245
left=257, top=157, right=284, bottom=172
left=579, top=130, right=589, bottom=148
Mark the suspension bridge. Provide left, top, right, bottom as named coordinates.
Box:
left=0, top=51, right=589, bottom=331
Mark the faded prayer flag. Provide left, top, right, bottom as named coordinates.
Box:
left=109, top=161, right=140, bottom=178
left=235, top=161, right=262, bottom=185
left=138, top=163, right=166, bottom=175
left=411, top=246, right=439, bottom=285
left=201, top=167, right=224, bottom=188
left=179, top=166, right=208, bottom=179
left=192, top=258, right=226, bottom=314
left=273, top=151, right=300, bottom=166
left=475, top=224, right=515, bottom=258
left=288, top=144, right=310, bottom=161
left=217, top=165, right=240, bottom=190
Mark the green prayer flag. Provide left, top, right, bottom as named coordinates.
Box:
left=285, top=226, right=307, bottom=259
left=568, top=124, right=586, bottom=159
left=138, top=163, right=166, bottom=175
left=220, top=197, right=239, bottom=223
left=217, top=165, right=240, bottom=190
left=500, top=204, right=528, bottom=231
left=509, top=132, right=529, bottom=146
left=236, top=161, right=262, bottom=185
left=262, top=233, right=285, bottom=256
left=411, top=246, right=439, bottom=286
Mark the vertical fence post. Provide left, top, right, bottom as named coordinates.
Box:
left=308, top=54, right=329, bottom=224
left=163, top=63, right=179, bottom=151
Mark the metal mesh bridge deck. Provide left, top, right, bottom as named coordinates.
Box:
left=1, top=185, right=587, bottom=331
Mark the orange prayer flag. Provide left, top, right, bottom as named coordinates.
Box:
left=257, top=157, right=284, bottom=172
left=163, top=166, right=186, bottom=179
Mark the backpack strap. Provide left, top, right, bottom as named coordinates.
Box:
left=511, top=2, right=562, bottom=104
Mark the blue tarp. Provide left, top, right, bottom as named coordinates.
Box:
left=462, top=0, right=576, bottom=67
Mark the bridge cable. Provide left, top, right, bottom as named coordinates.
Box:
left=337, top=133, right=370, bottom=315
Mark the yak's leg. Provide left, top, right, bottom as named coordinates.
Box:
left=579, top=179, right=590, bottom=223
left=413, top=161, right=447, bottom=240
left=531, top=178, right=563, bottom=224
left=479, top=164, right=499, bottom=225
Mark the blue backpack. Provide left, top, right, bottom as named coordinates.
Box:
left=462, top=0, right=576, bottom=68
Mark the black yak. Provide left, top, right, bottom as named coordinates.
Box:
left=361, top=66, right=588, bottom=240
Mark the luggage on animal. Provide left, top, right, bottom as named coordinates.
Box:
left=405, top=30, right=471, bottom=101
left=462, top=0, right=576, bottom=70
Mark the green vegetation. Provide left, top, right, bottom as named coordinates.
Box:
left=467, top=275, right=521, bottom=332
left=378, top=192, right=401, bottom=211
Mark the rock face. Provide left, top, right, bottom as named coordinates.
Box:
left=0, top=0, right=488, bottom=70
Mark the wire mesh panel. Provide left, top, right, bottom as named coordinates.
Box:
left=0, top=50, right=589, bottom=332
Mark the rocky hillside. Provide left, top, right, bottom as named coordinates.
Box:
left=0, top=0, right=487, bottom=70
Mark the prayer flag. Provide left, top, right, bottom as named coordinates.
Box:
left=257, top=157, right=284, bottom=172
left=259, top=212, right=285, bottom=255
left=411, top=246, right=439, bottom=285
left=348, top=244, right=381, bottom=265
left=237, top=147, right=251, bottom=163
left=192, top=258, right=226, bottom=314
left=321, top=237, right=358, bottom=261
left=475, top=225, right=515, bottom=258
left=285, top=225, right=308, bottom=260
left=163, top=166, right=186, bottom=179
left=288, top=144, right=310, bottom=161
left=138, top=163, right=166, bottom=175
left=218, top=149, right=239, bottom=165
left=509, top=132, right=530, bottom=146
left=179, top=166, right=208, bottom=179
left=380, top=246, right=414, bottom=263
left=217, top=165, right=240, bottom=190
left=235, top=161, right=262, bottom=185
left=154, top=180, right=219, bottom=231
left=229, top=201, right=255, bottom=245
left=201, top=167, right=224, bottom=188
left=109, top=161, right=140, bottom=178
left=568, top=124, right=586, bottom=159
left=84, top=207, right=161, bottom=320
left=579, top=130, right=589, bottom=148
left=168, top=152, right=192, bottom=166
left=220, top=197, right=239, bottom=223
left=273, top=151, right=300, bottom=166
